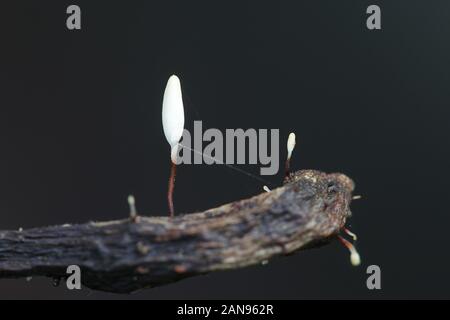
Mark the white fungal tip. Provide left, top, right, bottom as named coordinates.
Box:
left=128, top=194, right=138, bottom=219
left=338, top=235, right=361, bottom=267
left=349, top=232, right=358, bottom=241
left=263, top=185, right=271, bottom=193
left=350, top=249, right=361, bottom=266
left=162, top=75, right=185, bottom=156
left=287, top=132, right=296, bottom=160
left=127, top=195, right=135, bottom=206
left=344, top=228, right=358, bottom=241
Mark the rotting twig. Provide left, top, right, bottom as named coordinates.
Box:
left=0, top=169, right=355, bottom=293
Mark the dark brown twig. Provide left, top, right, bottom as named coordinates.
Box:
left=0, top=170, right=355, bottom=293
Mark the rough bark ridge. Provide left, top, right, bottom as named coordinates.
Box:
left=0, top=170, right=355, bottom=293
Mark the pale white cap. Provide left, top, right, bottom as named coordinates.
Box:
left=127, top=195, right=135, bottom=206
left=350, top=248, right=361, bottom=266
left=287, top=132, right=296, bottom=160
left=162, top=75, right=185, bottom=162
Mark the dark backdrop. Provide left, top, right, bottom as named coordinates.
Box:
left=0, top=0, right=449, bottom=299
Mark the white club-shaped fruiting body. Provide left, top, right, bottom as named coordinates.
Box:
left=162, top=75, right=185, bottom=163
left=287, top=132, right=296, bottom=160
left=350, top=249, right=361, bottom=266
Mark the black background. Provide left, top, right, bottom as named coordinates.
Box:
left=0, top=0, right=449, bottom=299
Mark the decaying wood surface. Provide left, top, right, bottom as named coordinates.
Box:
left=0, top=169, right=355, bottom=293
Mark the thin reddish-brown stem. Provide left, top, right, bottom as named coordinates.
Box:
left=167, top=161, right=177, bottom=217
left=285, top=158, right=291, bottom=178
left=337, top=235, right=353, bottom=250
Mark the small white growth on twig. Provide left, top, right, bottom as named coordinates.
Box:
left=285, top=132, right=296, bottom=177
left=162, top=75, right=185, bottom=217
left=343, top=227, right=358, bottom=241
left=287, top=132, right=296, bottom=161
left=338, top=235, right=361, bottom=267
left=128, top=195, right=138, bottom=221
left=350, top=248, right=361, bottom=266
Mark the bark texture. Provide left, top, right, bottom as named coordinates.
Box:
left=0, top=170, right=355, bottom=293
